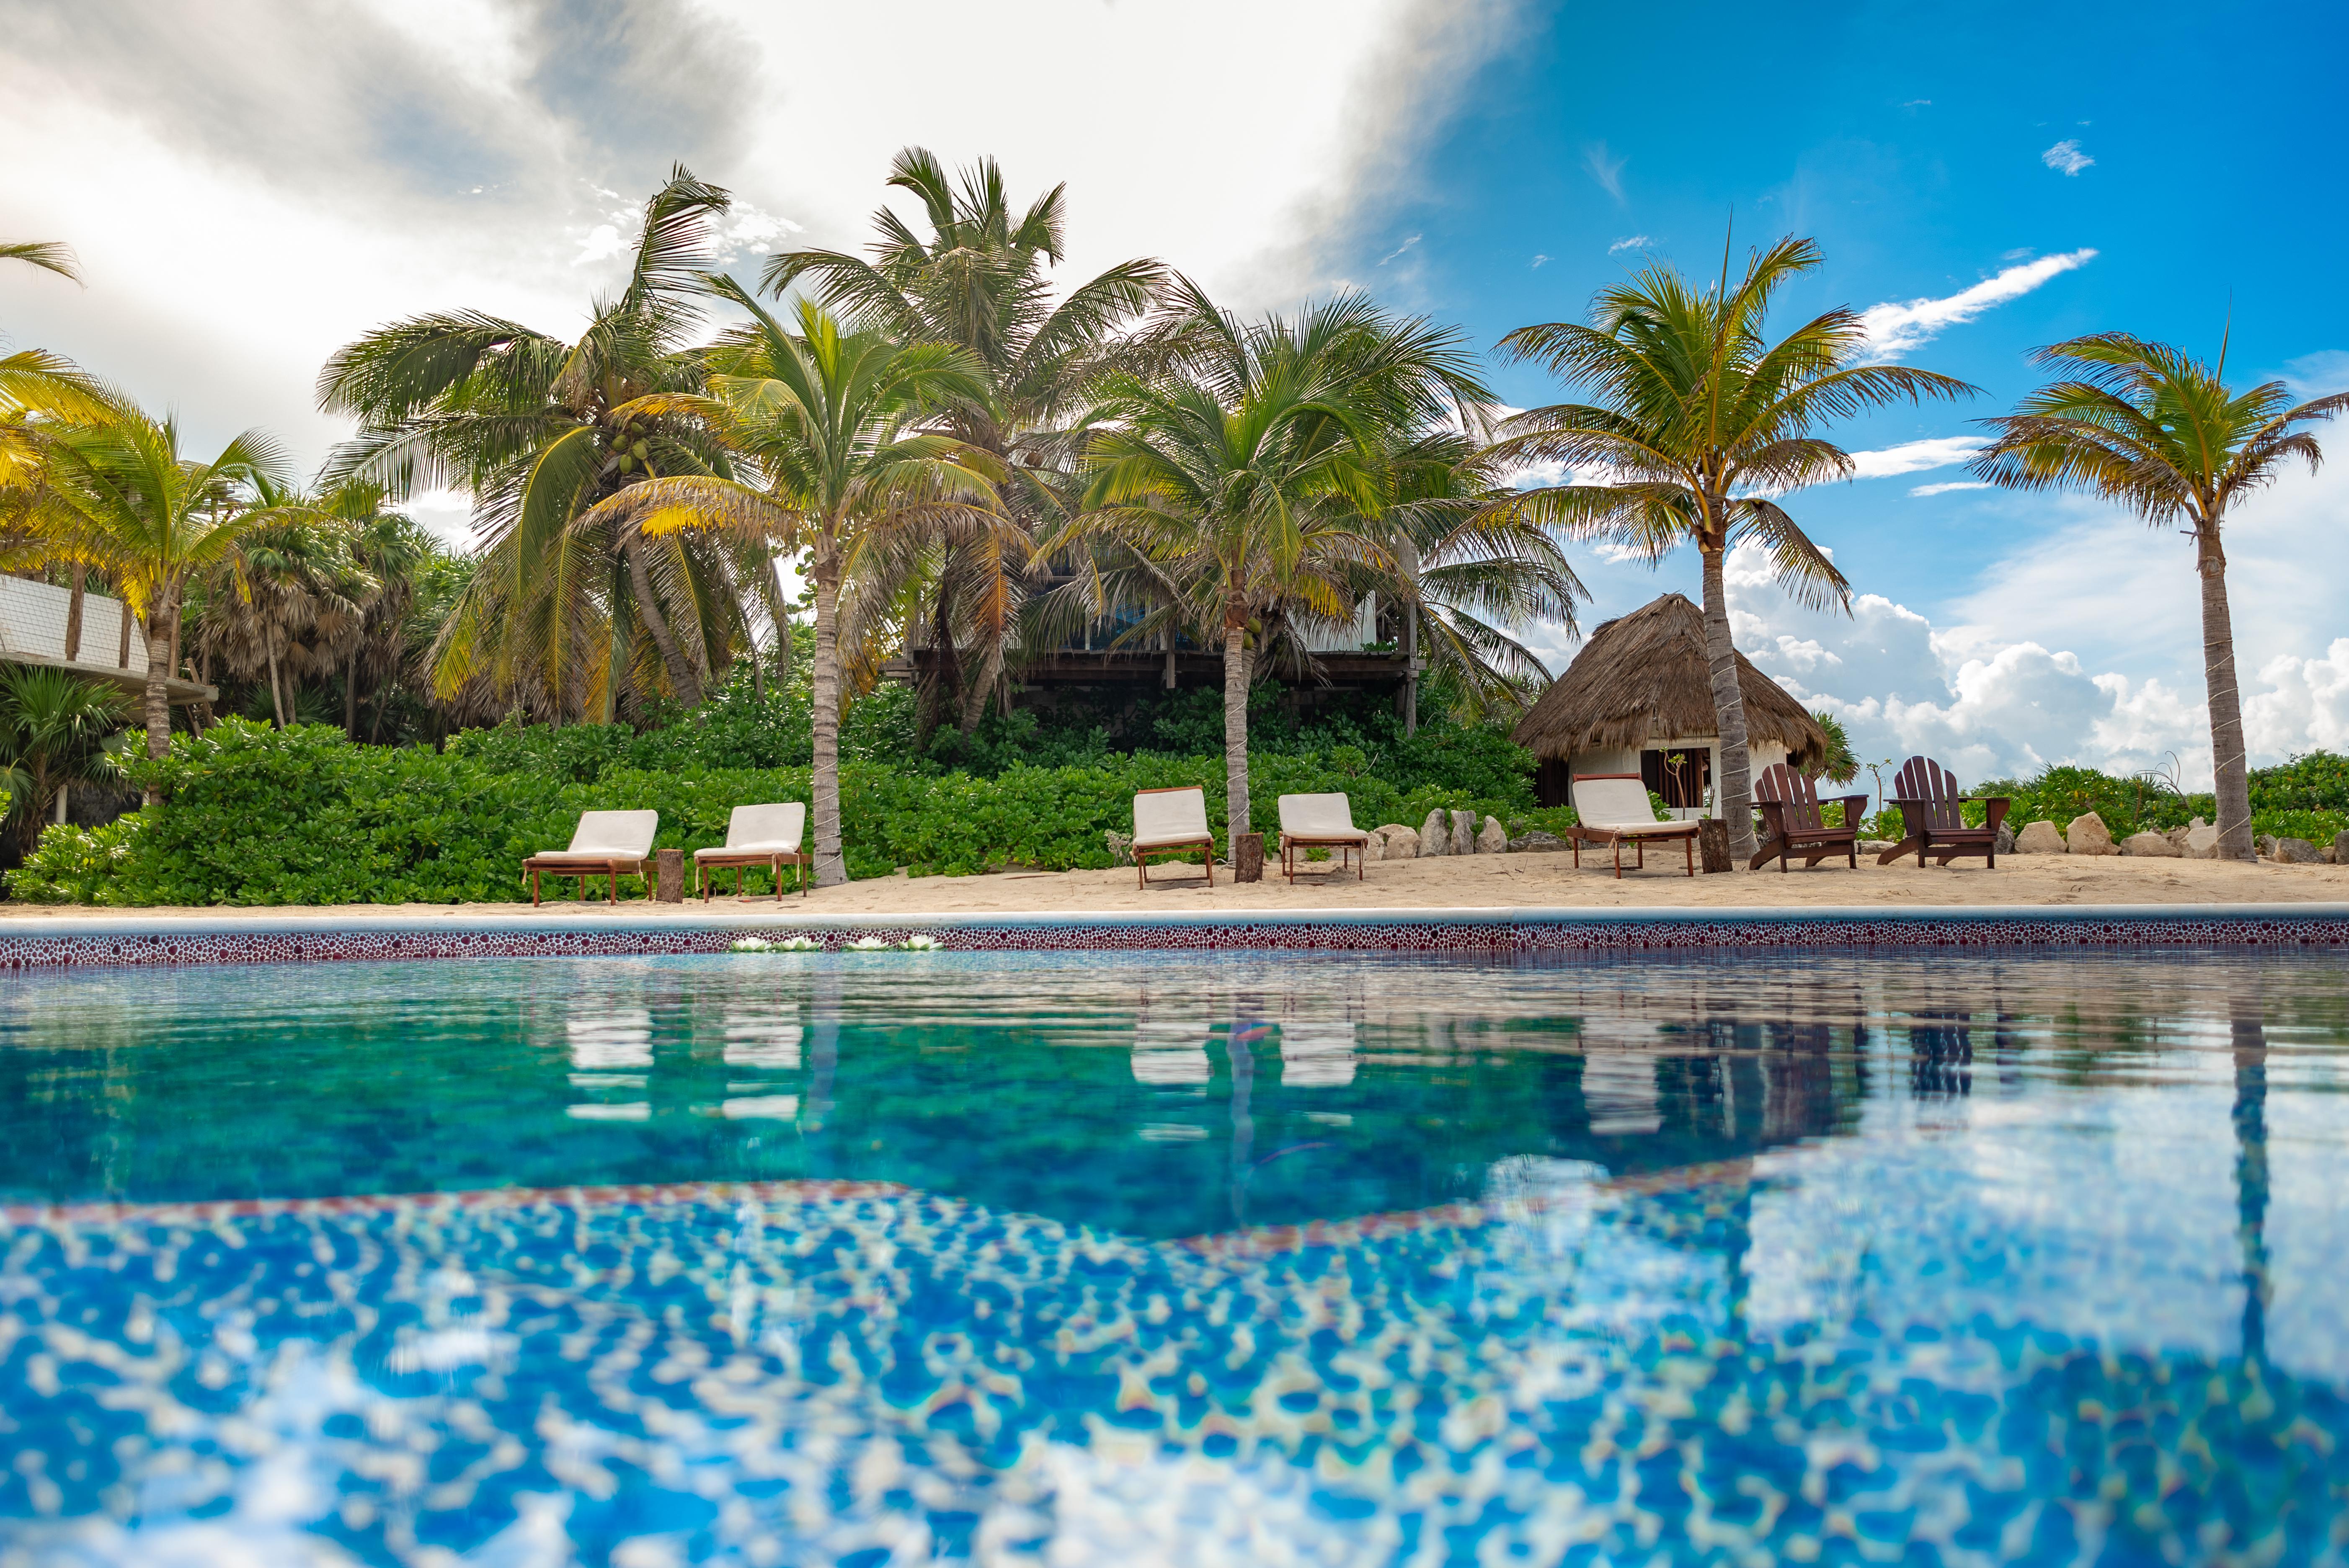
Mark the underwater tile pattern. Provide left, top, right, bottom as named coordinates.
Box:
left=0, top=903, right=2346, bottom=970
left=4, top=950, right=2349, bottom=1565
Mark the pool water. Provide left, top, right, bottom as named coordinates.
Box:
left=3, top=949, right=2348, bottom=1567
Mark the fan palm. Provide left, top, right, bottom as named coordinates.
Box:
left=318, top=167, right=742, bottom=720
left=1487, top=236, right=1976, bottom=860
left=187, top=484, right=377, bottom=729
left=29, top=409, right=297, bottom=760
left=1060, top=280, right=1497, bottom=848
left=1970, top=334, right=2346, bottom=861
left=0, top=665, right=126, bottom=856
left=766, top=148, right=1164, bottom=740
left=583, top=290, right=1004, bottom=885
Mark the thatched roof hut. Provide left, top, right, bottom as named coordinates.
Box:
left=1513, top=594, right=1828, bottom=808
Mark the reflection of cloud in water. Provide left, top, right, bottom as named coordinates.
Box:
left=724, top=1010, right=803, bottom=1069
left=719, top=1095, right=800, bottom=1120
left=1131, top=1021, right=1211, bottom=1085
left=1280, top=1021, right=1357, bottom=1087
left=1580, top=1054, right=1660, bottom=1134
left=566, top=1008, right=651, bottom=1069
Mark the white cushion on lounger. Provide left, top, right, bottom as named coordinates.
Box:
left=695, top=802, right=805, bottom=860
left=1572, top=776, right=1691, bottom=833
left=1278, top=793, right=1370, bottom=842
left=535, top=810, right=658, bottom=861
left=1133, top=787, right=1212, bottom=849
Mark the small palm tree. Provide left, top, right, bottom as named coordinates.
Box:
left=31, top=410, right=297, bottom=761
left=1488, top=236, right=1976, bottom=861
left=1064, top=281, right=1494, bottom=848
left=0, top=666, right=126, bottom=855
left=319, top=168, right=743, bottom=720
left=188, top=490, right=377, bottom=728
left=1970, top=334, right=2346, bottom=860
left=583, top=290, right=1004, bottom=885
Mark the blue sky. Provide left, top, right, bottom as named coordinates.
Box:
left=4, top=0, right=2343, bottom=780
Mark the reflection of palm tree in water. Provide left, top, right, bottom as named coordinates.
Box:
left=2231, top=993, right=2270, bottom=1367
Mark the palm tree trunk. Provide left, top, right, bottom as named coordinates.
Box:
left=624, top=534, right=703, bottom=707
left=809, top=549, right=847, bottom=887
left=1223, top=613, right=1250, bottom=852
left=1699, top=540, right=1758, bottom=862
left=2230, top=989, right=2271, bottom=1367
left=141, top=594, right=176, bottom=799
left=766, top=556, right=794, bottom=692
left=956, top=638, right=999, bottom=737
left=63, top=565, right=85, bottom=661
left=266, top=641, right=287, bottom=728
left=2199, top=527, right=2256, bottom=861
left=346, top=648, right=360, bottom=740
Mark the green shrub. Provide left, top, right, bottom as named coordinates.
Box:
left=11, top=718, right=1530, bottom=905
left=1970, top=755, right=2348, bottom=846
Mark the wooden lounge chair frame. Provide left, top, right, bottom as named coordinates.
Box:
left=1278, top=793, right=1370, bottom=883
left=523, top=810, right=658, bottom=905
left=1750, top=763, right=1871, bottom=872
left=695, top=803, right=811, bottom=901
left=1567, top=772, right=1700, bottom=879
left=1877, top=756, right=2010, bottom=869
left=1133, top=785, right=1215, bottom=888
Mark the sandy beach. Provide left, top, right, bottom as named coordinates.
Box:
left=6, top=846, right=2343, bottom=922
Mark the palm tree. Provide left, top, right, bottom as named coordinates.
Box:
left=1, top=241, right=80, bottom=282
left=583, top=290, right=1004, bottom=885
left=318, top=167, right=744, bottom=721
left=1064, top=281, right=1496, bottom=850
left=187, top=488, right=376, bottom=729
left=767, top=148, right=1165, bottom=742
left=28, top=410, right=295, bottom=760
left=0, top=666, right=126, bottom=855
left=1488, top=236, right=1975, bottom=861
left=1970, top=335, right=2344, bottom=861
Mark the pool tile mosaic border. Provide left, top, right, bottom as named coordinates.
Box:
left=0, top=902, right=2344, bottom=969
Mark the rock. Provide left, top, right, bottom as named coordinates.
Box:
left=2183, top=819, right=2220, bottom=858
left=1995, top=822, right=2016, bottom=856
left=1858, top=839, right=1899, bottom=855
left=2257, top=834, right=2279, bottom=860
left=2066, top=812, right=2119, bottom=856
left=2334, top=830, right=2349, bottom=864
left=2273, top=836, right=2325, bottom=864
left=1104, top=829, right=1133, bottom=866
left=1476, top=815, right=1508, bottom=855
left=2013, top=820, right=2068, bottom=854
left=1449, top=809, right=1476, bottom=857
left=1418, top=809, right=1450, bottom=857
left=2120, top=830, right=2179, bottom=857
left=1358, top=830, right=1383, bottom=863
left=1509, top=831, right=1566, bottom=854
left=1376, top=823, right=1419, bottom=859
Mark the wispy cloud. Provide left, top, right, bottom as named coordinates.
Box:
left=1910, top=480, right=1995, bottom=497
left=1607, top=234, right=1652, bottom=254
left=1847, top=436, right=1989, bottom=480
left=2041, top=139, right=2093, bottom=176
left=1377, top=232, right=1421, bottom=265
left=1859, top=249, right=2098, bottom=358
left=1529, top=253, right=1549, bottom=269
left=1582, top=142, right=1626, bottom=203
left=2284, top=350, right=2349, bottom=397
left=1900, top=98, right=1931, bottom=108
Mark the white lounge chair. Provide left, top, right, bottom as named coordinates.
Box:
left=1569, top=773, right=1699, bottom=879
left=694, top=802, right=809, bottom=900
left=1277, top=792, right=1371, bottom=882
left=1133, top=787, right=1215, bottom=888
left=523, top=810, right=660, bottom=905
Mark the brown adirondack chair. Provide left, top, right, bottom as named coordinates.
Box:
left=1877, top=756, right=2011, bottom=868
left=1750, top=763, right=1871, bottom=872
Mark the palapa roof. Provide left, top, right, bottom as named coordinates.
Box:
left=1510, top=593, right=1828, bottom=770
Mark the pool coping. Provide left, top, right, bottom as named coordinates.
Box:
left=1, top=901, right=2345, bottom=968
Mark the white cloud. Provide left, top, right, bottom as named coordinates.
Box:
left=1529, top=253, right=1549, bottom=268
left=2041, top=139, right=2094, bottom=176
left=1607, top=235, right=1652, bottom=254
left=1377, top=233, right=1422, bottom=265
left=1909, top=480, right=1994, bottom=497
left=1857, top=250, right=2097, bottom=359
left=2284, top=350, right=2349, bottom=397
left=1583, top=142, right=1627, bottom=203
left=1846, top=436, right=1986, bottom=479
left=2246, top=641, right=2349, bottom=755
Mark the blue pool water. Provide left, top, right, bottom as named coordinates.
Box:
left=3, top=949, right=2348, bottom=1566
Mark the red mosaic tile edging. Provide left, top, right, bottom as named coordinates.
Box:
left=0, top=903, right=2344, bottom=970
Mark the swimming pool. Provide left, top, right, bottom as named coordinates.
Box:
left=4, top=949, right=2347, bottom=1565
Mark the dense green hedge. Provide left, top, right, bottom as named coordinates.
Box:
left=12, top=719, right=1543, bottom=905
left=1971, top=756, right=2348, bottom=844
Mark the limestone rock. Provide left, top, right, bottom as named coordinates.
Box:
left=2013, top=820, right=2067, bottom=854
left=2257, top=834, right=2279, bottom=860
left=2066, top=812, right=2119, bottom=856
left=1358, top=830, right=1382, bottom=863
left=1449, top=809, right=1476, bottom=857
left=2273, top=836, right=2325, bottom=864
left=1104, top=829, right=1133, bottom=867
left=1373, top=823, right=1418, bottom=859
left=2120, top=830, right=2179, bottom=857
left=1419, top=809, right=1450, bottom=857
left=1476, top=815, right=1508, bottom=855
left=2183, top=819, right=2220, bottom=858
left=1995, top=822, right=2016, bottom=856
left=1858, top=839, right=1899, bottom=855
left=2334, top=830, right=2349, bottom=864
left=1509, top=831, right=1566, bottom=854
